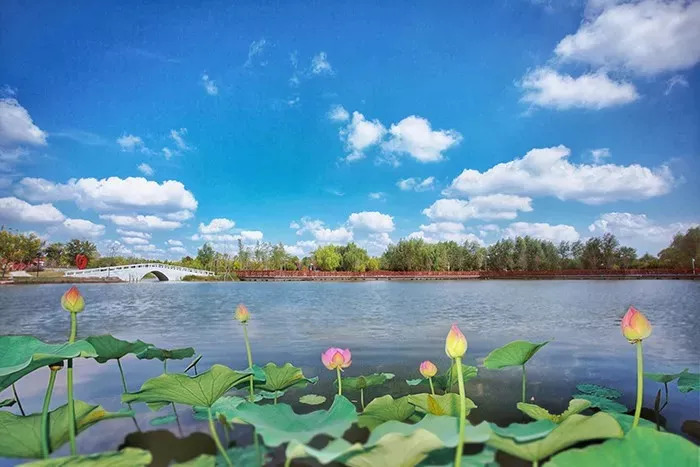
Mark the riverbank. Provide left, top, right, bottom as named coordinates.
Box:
left=2, top=276, right=123, bottom=285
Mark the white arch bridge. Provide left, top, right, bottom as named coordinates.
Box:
left=64, top=263, right=215, bottom=282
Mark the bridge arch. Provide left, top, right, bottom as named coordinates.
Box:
left=146, top=270, right=170, bottom=281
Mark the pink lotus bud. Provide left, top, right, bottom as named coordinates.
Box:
left=445, top=324, right=467, bottom=358
left=419, top=360, right=438, bottom=378
left=321, top=347, right=352, bottom=370
left=61, top=286, right=85, bottom=314
left=234, top=304, right=250, bottom=324
left=621, top=306, right=652, bottom=342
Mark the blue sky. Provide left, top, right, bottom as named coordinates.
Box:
left=0, top=0, right=698, bottom=258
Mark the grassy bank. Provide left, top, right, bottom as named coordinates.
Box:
left=181, top=274, right=238, bottom=282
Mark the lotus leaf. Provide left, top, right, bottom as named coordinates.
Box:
left=84, top=335, right=152, bottom=363
left=343, top=429, right=446, bottom=467
left=224, top=395, right=357, bottom=446
left=0, top=398, right=15, bottom=408
left=407, top=365, right=477, bottom=392
left=489, top=419, right=557, bottom=442
left=193, top=396, right=248, bottom=423
left=0, top=336, right=97, bottom=391
left=487, top=413, right=623, bottom=462
left=645, top=369, right=687, bottom=384
left=149, top=414, right=177, bottom=426
left=408, top=393, right=477, bottom=418
left=517, top=399, right=591, bottom=423
left=21, top=447, right=152, bottom=466
left=176, top=446, right=268, bottom=467
left=419, top=447, right=497, bottom=467
left=546, top=426, right=700, bottom=466
left=299, top=394, right=326, bottom=405
left=122, top=364, right=263, bottom=410
left=136, top=346, right=195, bottom=361
left=483, top=340, right=548, bottom=369
left=575, top=383, right=621, bottom=399
left=368, top=414, right=491, bottom=446
left=0, top=400, right=134, bottom=458
left=258, top=390, right=286, bottom=400
left=357, top=395, right=414, bottom=431
left=338, top=372, right=395, bottom=390
left=285, top=439, right=364, bottom=465
left=605, top=412, right=655, bottom=433
left=572, top=395, right=627, bottom=413
left=677, top=369, right=699, bottom=393
left=249, top=362, right=318, bottom=393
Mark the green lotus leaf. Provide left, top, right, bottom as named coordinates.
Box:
left=0, top=336, right=97, bottom=391
left=357, top=395, right=414, bottom=431
left=149, top=414, right=177, bottom=426
left=193, top=396, right=247, bottom=423
left=258, top=390, right=286, bottom=400
left=343, top=429, right=447, bottom=467
left=406, top=378, right=424, bottom=386
left=605, top=412, right=655, bottom=433
left=483, top=340, right=548, bottom=369
left=546, top=426, right=700, bottom=466
left=517, top=399, right=591, bottom=423
left=574, top=383, right=621, bottom=399
left=419, top=447, right=497, bottom=467
left=645, top=368, right=688, bottom=384
left=299, top=394, right=327, bottom=406
left=487, top=413, right=623, bottom=462
left=369, top=414, right=491, bottom=446
left=407, top=393, right=477, bottom=418
left=489, top=419, right=557, bottom=442
left=0, top=398, right=15, bottom=408
left=225, top=395, right=357, bottom=446
left=338, top=373, right=395, bottom=390
left=172, top=445, right=269, bottom=467
left=436, top=364, right=478, bottom=391
left=572, top=394, right=627, bottom=413
left=84, top=335, right=152, bottom=363
left=677, top=369, right=699, bottom=393
left=21, top=447, right=152, bottom=466
left=286, top=438, right=364, bottom=465
left=0, top=400, right=134, bottom=458
left=136, top=346, right=195, bottom=361
left=123, top=364, right=263, bottom=409
left=253, top=362, right=318, bottom=393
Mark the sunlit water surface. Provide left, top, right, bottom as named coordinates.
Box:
left=1, top=280, right=698, bottom=465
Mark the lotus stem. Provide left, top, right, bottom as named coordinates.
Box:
left=242, top=324, right=255, bottom=402
left=11, top=384, right=25, bottom=416
left=208, top=407, right=233, bottom=466
left=661, top=382, right=669, bottom=411
left=521, top=364, right=527, bottom=403
left=117, top=358, right=141, bottom=431
left=163, top=360, right=167, bottom=374
left=360, top=388, right=365, bottom=410
left=533, top=461, right=539, bottom=467
left=428, top=377, right=435, bottom=396
left=67, top=312, right=78, bottom=455
left=336, top=367, right=342, bottom=396
left=172, top=402, right=183, bottom=437
left=40, top=368, right=58, bottom=458
left=194, top=362, right=198, bottom=375
left=454, top=356, right=466, bottom=467
left=274, top=393, right=278, bottom=405
left=632, top=341, right=644, bottom=428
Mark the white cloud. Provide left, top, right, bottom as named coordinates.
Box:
left=369, top=192, right=386, bottom=200
left=289, top=221, right=301, bottom=229
left=201, top=73, right=219, bottom=95
left=199, top=218, right=235, bottom=234
left=340, top=111, right=386, bottom=161
left=588, top=212, right=698, bottom=251
left=240, top=230, right=263, bottom=241
left=422, top=195, right=533, bottom=221
left=16, top=176, right=198, bottom=212
left=520, top=68, right=638, bottom=109
left=137, top=163, right=154, bottom=176
left=503, top=222, right=580, bottom=243
left=134, top=244, right=164, bottom=253
left=117, top=134, right=146, bottom=152
left=162, top=147, right=173, bottom=160
left=284, top=240, right=318, bottom=257
left=446, top=145, right=673, bottom=204
left=100, top=214, right=182, bottom=230
left=169, top=246, right=188, bottom=255
left=117, top=229, right=151, bottom=239
left=0, top=196, right=64, bottom=223
left=244, top=39, right=267, bottom=68
left=590, top=148, right=611, bottom=164
left=328, top=105, right=350, bottom=122
left=313, top=226, right=353, bottom=243
left=121, top=236, right=150, bottom=245
left=347, top=211, right=395, bottom=233
left=0, top=98, right=47, bottom=147
left=555, top=0, right=700, bottom=75
left=59, top=218, right=105, bottom=237
left=166, top=239, right=183, bottom=246
left=311, top=52, right=333, bottom=75
left=359, top=232, right=394, bottom=256
left=170, top=128, right=190, bottom=151
left=164, top=210, right=194, bottom=221
left=408, top=222, right=483, bottom=245
left=382, top=116, right=462, bottom=162
left=397, top=176, right=435, bottom=192
left=665, top=74, right=689, bottom=95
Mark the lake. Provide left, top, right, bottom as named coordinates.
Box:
left=1, top=280, right=698, bottom=464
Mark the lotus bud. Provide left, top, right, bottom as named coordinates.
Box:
left=321, top=347, right=352, bottom=370
left=445, top=324, right=467, bottom=358
left=49, top=361, right=64, bottom=371
left=621, top=306, right=652, bottom=342
left=419, top=360, right=438, bottom=378
left=61, top=286, right=85, bottom=314
left=234, top=304, right=250, bottom=324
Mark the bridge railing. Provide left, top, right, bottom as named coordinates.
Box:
left=64, top=263, right=215, bottom=276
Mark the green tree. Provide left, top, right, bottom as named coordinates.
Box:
left=658, top=227, right=700, bottom=269
left=44, top=242, right=65, bottom=267
left=62, top=239, right=98, bottom=266
left=0, top=230, right=42, bottom=278
left=337, top=242, right=370, bottom=272
left=197, top=242, right=215, bottom=269
left=313, top=245, right=342, bottom=271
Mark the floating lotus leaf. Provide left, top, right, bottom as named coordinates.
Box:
left=419, top=447, right=497, bottom=467
left=338, top=373, right=395, bottom=390
left=285, top=439, right=364, bottom=465
left=249, top=362, right=318, bottom=393
left=645, top=369, right=688, bottom=384
left=0, top=400, right=134, bottom=458
left=0, top=398, right=15, bottom=408
left=406, top=365, right=477, bottom=392
left=149, top=414, right=177, bottom=426
left=176, top=446, right=268, bottom=467
left=369, top=414, right=491, bottom=446
left=225, top=395, right=357, bottom=446
left=0, top=336, right=97, bottom=391
left=483, top=340, right=548, bottom=369
left=486, top=413, right=623, bottom=462
left=343, top=429, right=447, bottom=467
left=357, top=395, right=415, bottom=431
left=547, top=426, right=700, bottom=466
left=606, top=412, right=655, bottom=433
left=572, top=395, right=627, bottom=413
left=258, top=390, right=286, bottom=400
left=136, top=346, right=195, bottom=361
left=489, top=419, right=557, bottom=442
left=192, top=396, right=248, bottom=423
left=21, top=447, right=152, bottom=466
left=84, top=335, right=153, bottom=363
left=299, top=394, right=326, bottom=405
left=575, top=383, right=622, bottom=400
left=517, top=399, right=591, bottom=423
left=406, top=378, right=424, bottom=386
left=123, top=364, right=263, bottom=410
left=677, top=369, right=699, bottom=393
left=407, top=393, right=477, bottom=418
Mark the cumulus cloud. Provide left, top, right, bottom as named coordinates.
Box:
left=408, top=222, right=483, bottom=245
left=368, top=192, right=386, bottom=200
left=198, top=218, right=235, bottom=234
left=162, top=147, right=173, bottom=160
left=520, top=68, right=639, bottom=109
left=340, top=111, right=386, bottom=161
left=117, top=229, right=151, bottom=239
left=555, top=0, right=700, bottom=75
left=503, top=222, right=580, bottom=243
left=445, top=145, right=673, bottom=204
left=347, top=211, right=395, bottom=233
left=134, top=244, right=164, bottom=253
left=137, top=163, right=154, bottom=176
left=397, top=176, right=435, bottom=192
left=590, top=148, right=611, bottom=164
left=382, top=116, right=462, bottom=162
left=166, top=239, right=183, bottom=246
left=292, top=217, right=353, bottom=244
left=311, top=52, right=333, bottom=75
left=359, top=232, right=394, bottom=256
left=0, top=98, right=47, bottom=146
left=121, top=236, right=150, bottom=245
left=0, top=196, right=64, bottom=223
left=169, top=246, right=188, bottom=255
left=201, top=73, right=219, bottom=95
left=116, top=134, right=148, bottom=152
left=100, top=214, right=182, bottom=230
left=588, top=212, right=698, bottom=251
left=59, top=218, right=105, bottom=237
left=170, top=128, right=190, bottom=151
left=423, top=195, right=533, bottom=221
left=284, top=240, right=318, bottom=257
left=328, top=105, right=350, bottom=122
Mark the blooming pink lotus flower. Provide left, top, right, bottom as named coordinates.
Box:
left=621, top=306, right=652, bottom=342
left=419, top=360, right=438, bottom=378
left=321, top=347, right=352, bottom=370
left=445, top=324, right=467, bottom=358
left=234, top=304, right=250, bottom=323
left=61, top=286, right=85, bottom=314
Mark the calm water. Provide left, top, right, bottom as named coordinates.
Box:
left=1, top=280, right=698, bottom=464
